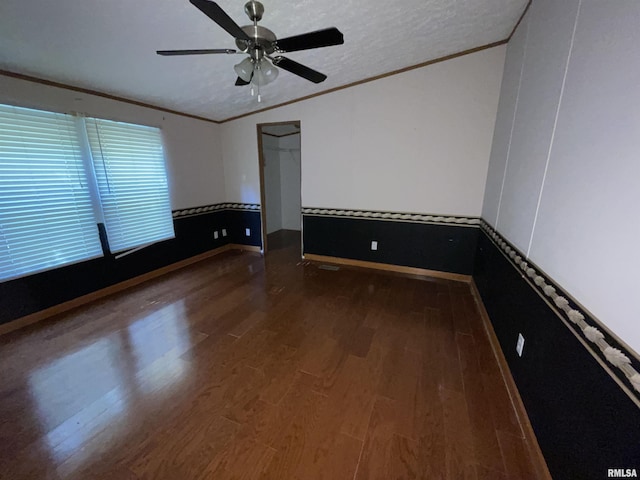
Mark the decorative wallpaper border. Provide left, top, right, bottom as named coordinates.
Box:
left=172, top=203, right=260, bottom=219
left=302, top=207, right=481, bottom=227
left=224, top=203, right=260, bottom=212
left=480, top=220, right=640, bottom=403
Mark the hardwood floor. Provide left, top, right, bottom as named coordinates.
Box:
left=0, top=232, right=541, bottom=479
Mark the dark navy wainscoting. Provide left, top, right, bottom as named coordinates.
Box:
left=303, top=214, right=478, bottom=275
left=473, top=230, right=640, bottom=480
left=0, top=206, right=262, bottom=326
left=225, top=209, right=262, bottom=247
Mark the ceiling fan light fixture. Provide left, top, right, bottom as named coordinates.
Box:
left=263, top=60, right=279, bottom=84
left=251, top=58, right=278, bottom=86
left=234, top=57, right=254, bottom=82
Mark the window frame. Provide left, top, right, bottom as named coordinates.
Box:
left=0, top=103, right=176, bottom=283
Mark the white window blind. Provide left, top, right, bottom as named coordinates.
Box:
left=0, top=104, right=103, bottom=282
left=85, top=118, right=174, bottom=253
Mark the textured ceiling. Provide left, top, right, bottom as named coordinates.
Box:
left=0, top=0, right=527, bottom=122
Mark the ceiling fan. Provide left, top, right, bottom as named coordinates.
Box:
left=157, top=0, right=344, bottom=101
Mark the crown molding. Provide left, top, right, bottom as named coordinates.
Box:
left=3, top=39, right=508, bottom=125
left=508, top=0, right=532, bottom=41
left=0, top=69, right=221, bottom=125
left=219, top=40, right=508, bottom=123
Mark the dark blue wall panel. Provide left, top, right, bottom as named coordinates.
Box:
left=0, top=206, right=262, bottom=325
left=474, top=230, right=640, bottom=480
left=303, top=214, right=478, bottom=275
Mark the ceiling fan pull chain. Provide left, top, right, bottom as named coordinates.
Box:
left=257, top=77, right=262, bottom=102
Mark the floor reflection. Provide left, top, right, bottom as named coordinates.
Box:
left=28, top=337, right=127, bottom=433
left=44, top=387, right=126, bottom=464
left=126, top=301, right=194, bottom=395
left=26, top=300, right=196, bottom=474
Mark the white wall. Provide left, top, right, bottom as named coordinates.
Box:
left=262, top=134, right=282, bottom=233
left=482, top=0, right=640, bottom=353
left=278, top=134, right=301, bottom=230
left=221, top=45, right=506, bottom=217
left=0, top=75, right=225, bottom=210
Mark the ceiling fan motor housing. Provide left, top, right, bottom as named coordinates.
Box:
left=236, top=25, right=277, bottom=56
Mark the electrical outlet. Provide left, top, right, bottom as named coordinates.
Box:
left=214, top=231, right=219, bottom=239
left=516, top=333, right=525, bottom=357
left=222, top=229, right=227, bottom=237
left=245, top=228, right=251, bottom=237
left=371, top=241, right=378, bottom=251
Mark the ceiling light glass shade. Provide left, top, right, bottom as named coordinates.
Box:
left=251, top=59, right=279, bottom=86
left=233, top=57, right=254, bottom=82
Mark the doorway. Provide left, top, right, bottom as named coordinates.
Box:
left=257, top=121, right=301, bottom=255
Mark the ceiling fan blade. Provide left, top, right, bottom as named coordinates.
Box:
left=157, top=48, right=236, bottom=56
left=272, top=56, right=327, bottom=83
left=275, top=27, right=344, bottom=53
left=235, top=76, right=250, bottom=86
left=189, top=0, right=251, bottom=42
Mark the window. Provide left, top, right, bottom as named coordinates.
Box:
left=0, top=104, right=103, bottom=281
left=0, top=104, right=175, bottom=282
left=85, top=118, right=174, bottom=253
